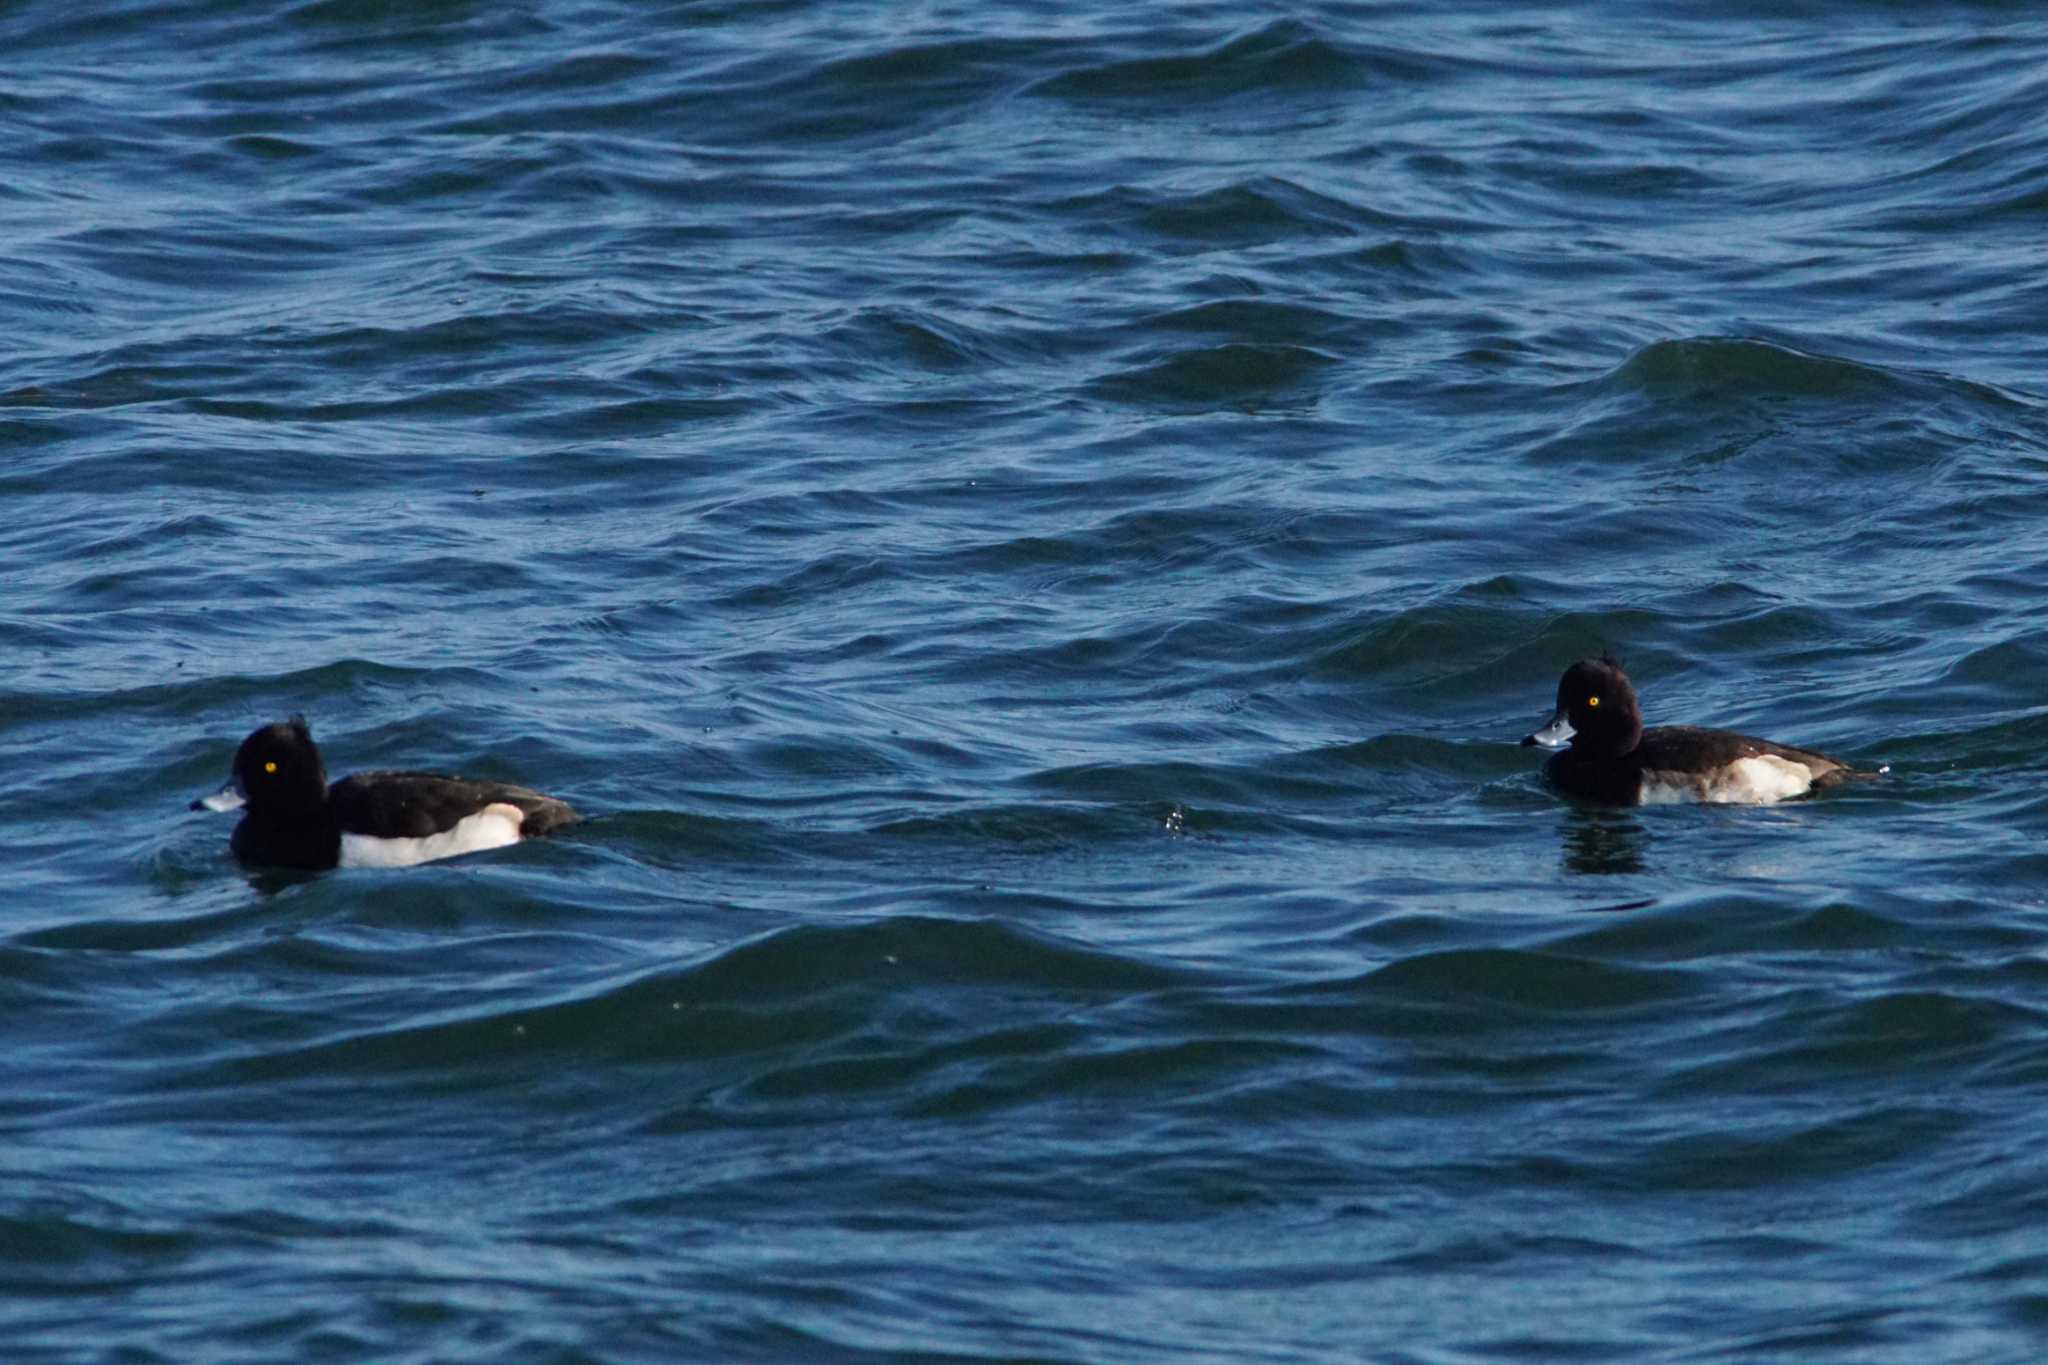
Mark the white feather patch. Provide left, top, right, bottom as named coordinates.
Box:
left=1639, top=755, right=1817, bottom=806
left=338, top=802, right=526, bottom=869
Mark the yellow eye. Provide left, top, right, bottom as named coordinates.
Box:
left=264, top=761, right=278, bottom=774
left=1586, top=696, right=1600, bottom=708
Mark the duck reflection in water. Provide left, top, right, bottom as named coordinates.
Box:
left=1562, top=809, right=1647, bottom=876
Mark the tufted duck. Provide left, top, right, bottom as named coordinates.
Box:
left=192, top=717, right=578, bottom=869
left=1522, top=657, right=1871, bottom=805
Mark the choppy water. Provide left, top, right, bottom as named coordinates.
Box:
left=10, top=2, right=2048, bottom=1359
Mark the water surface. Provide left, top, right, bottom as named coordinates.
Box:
left=8, top=2, right=2048, bottom=1359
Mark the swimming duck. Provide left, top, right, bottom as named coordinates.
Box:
left=193, top=717, right=577, bottom=869
left=1523, top=657, right=1869, bottom=804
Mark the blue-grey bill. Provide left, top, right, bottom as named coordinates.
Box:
left=1522, top=712, right=1575, bottom=750
left=194, top=785, right=246, bottom=813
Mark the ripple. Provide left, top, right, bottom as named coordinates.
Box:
left=1089, top=341, right=1340, bottom=407
left=1029, top=19, right=1433, bottom=102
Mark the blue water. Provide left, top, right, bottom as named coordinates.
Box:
left=10, top=2, right=2048, bottom=1359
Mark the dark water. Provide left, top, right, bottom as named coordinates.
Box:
left=9, top=1, right=2048, bottom=1358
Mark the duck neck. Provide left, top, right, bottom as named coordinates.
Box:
left=1573, top=715, right=1643, bottom=761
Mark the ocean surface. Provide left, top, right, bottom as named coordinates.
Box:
left=8, top=1, right=2048, bottom=1359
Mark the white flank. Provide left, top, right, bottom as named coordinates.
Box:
left=338, top=802, right=526, bottom=869
left=1639, top=755, right=1816, bottom=806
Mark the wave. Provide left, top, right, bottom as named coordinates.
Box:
left=1089, top=342, right=1339, bottom=408
left=1028, top=19, right=1442, bottom=102
left=145, top=915, right=1194, bottom=1086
